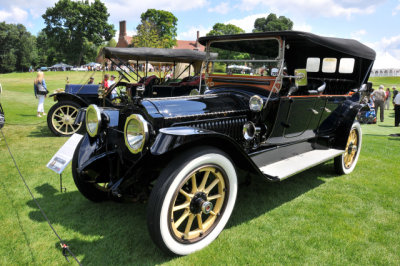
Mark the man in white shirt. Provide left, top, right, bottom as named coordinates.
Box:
left=394, top=90, right=400, bottom=127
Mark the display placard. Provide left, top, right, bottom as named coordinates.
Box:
left=47, top=133, right=83, bottom=174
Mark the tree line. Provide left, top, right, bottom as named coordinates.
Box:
left=0, top=0, right=293, bottom=73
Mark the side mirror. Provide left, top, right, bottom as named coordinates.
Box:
left=294, top=69, right=307, bottom=87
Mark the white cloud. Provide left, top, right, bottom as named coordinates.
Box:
left=178, top=25, right=210, bottom=40
left=368, top=35, right=400, bottom=69
left=104, top=0, right=208, bottom=26
left=351, top=29, right=366, bottom=40
left=225, top=13, right=312, bottom=33
left=0, top=6, right=28, bottom=23
left=392, top=2, right=400, bottom=16
left=237, top=0, right=379, bottom=19
left=225, top=13, right=265, bottom=32
left=208, top=2, right=230, bottom=14
left=293, top=22, right=312, bottom=32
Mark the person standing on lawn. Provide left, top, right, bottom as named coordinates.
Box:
left=33, top=71, right=48, bottom=117
left=394, top=91, right=400, bottom=127
left=393, top=86, right=398, bottom=108
left=371, top=85, right=386, bottom=122
left=385, top=88, right=391, bottom=110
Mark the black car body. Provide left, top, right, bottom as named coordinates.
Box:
left=47, top=48, right=209, bottom=137
left=71, top=31, right=375, bottom=255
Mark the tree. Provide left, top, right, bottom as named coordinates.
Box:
left=42, top=0, right=115, bottom=65
left=206, top=23, right=245, bottom=36
left=206, top=23, right=247, bottom=63
left=132, top=21, right=170, bottom=48
left=0, top=22, right=37, bottom=73
left=253, top=13, right=293, bottom=32
left=137, top=9, right=178, bottom=48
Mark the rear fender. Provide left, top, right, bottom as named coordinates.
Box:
left=150, top=127, right=263, bottom=176
left=318, top=100, right=362, bottom=150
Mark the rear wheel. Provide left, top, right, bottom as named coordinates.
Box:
left=47, top=100, right=82, bottom=137
left=334, top=122, right=362, bottom=174
left=147, top=146, right=237, bottom=256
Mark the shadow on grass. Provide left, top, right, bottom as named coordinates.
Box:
left=28, top=125, right=54, bottom=138
left=27, top=163, right=336, bottom=264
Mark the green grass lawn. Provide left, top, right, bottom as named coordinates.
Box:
left=1, top=73, right=400, bottom=265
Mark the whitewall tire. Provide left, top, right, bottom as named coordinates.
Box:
left=147, top=146, right=237, bottom=256
left=334, top=122, right=362, bottom=174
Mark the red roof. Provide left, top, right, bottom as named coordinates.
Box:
left=174, top=40, right=205, bottom=51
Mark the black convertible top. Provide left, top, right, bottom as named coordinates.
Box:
left=100, top=47, right=208, bottom=63
left=199, top=31, right=375, bottom=60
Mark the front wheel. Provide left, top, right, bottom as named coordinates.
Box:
left=334, top=122, right=362, bottom=174
left=47, top=100, right=82, bottom=137
left=147, top=146, right=238, bottom=256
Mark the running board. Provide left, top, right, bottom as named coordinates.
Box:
left=260, top=149, right=344, bottom=181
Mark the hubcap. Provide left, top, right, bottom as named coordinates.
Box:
left=51, top=105, right=81, bottom=135
left=344, top=129, right=358, bottom=168
left=169, top=165, right=227, bottom=242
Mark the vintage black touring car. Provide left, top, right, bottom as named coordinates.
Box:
left=71, top=31, right=375, bottom=255
left=47, top=47, right=208, bottom=137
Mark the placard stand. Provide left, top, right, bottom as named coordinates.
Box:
left=47, top=134, right=83, bottom=193
left=59, top=173, right=66, bottom=193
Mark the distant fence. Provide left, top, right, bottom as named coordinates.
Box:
left=370, top=68, right=400, bottom=77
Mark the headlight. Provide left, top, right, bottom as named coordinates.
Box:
left=124, top=114, right=149, bottom=154
left=249, top=95, right=263, bottom=112
left=86, top=104, right=101, bottom=137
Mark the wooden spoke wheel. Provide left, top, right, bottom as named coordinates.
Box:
left=147, top=146, right=237, bottom=256
left=169, top=165, right=226, bottom=242
left=47, top=101, right=81, bottom=136
left=334, top=122, right=362, bottom=174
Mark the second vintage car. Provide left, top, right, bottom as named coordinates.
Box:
left=70, top=31, right=375, bottom=255
left=47, top=47, right=209, bottom=136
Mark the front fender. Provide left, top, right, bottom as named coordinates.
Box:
left=50, top=92, right=89, bottom=106
left=150, top=126, right=264, bottom=176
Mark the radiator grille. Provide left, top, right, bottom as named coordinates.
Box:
left=172, top=116, right=247, bottom=141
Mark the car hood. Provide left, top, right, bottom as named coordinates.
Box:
left=142, top=94, right=249, bottom=120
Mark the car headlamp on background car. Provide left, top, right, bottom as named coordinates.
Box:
left=249, top=95, right=264, bottom=112
left=124, top=114, right=149, bottom=154
left=86, top=104, right=102, bottom=137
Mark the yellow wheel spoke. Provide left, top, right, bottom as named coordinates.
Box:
left=184, top=214, right=195, bottom=235
left=174, top=210, right=189, bottom=228
left=197, top=214, right=203, bottom=231
left=207, top=194, right=222, bottom=201
left=191, top=174, right=197, bottom=193
left=179, top=189, right=193, bottom=199
left=205, top=178, right=219, bottom=194
left=59, top=108, right=65, bottom=115
left=210, top=211, right=217, bottom=216
left=198, top=171, right=210, bottom=191
left=173, top=201, right=190, bottom=212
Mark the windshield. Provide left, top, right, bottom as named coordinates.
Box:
left=206, top=38, right=282, bottom=76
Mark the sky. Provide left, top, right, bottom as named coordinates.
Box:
left=0, top=0, right=399, bottom=69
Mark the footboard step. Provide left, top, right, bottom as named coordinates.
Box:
left=260, top=149, right=344, bottom=181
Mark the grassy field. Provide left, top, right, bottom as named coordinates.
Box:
left=0, top=72, right=400, bottom=265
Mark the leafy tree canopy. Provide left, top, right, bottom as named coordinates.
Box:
left=206, top=23, right=245, bottom=36
left=137, top=9, right=178, bottom=48
left=42, top=0, right=115, bottom=65
left=253, top=13, right=293, bottom=32
left=132, top=21, right=170, bottom=48
left=0, top=22, right=37, bottom=73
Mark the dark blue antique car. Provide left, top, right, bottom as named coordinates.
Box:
left=71, top=31, right=375, bottom=255
left=47, top=48, right=209, bottom=136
